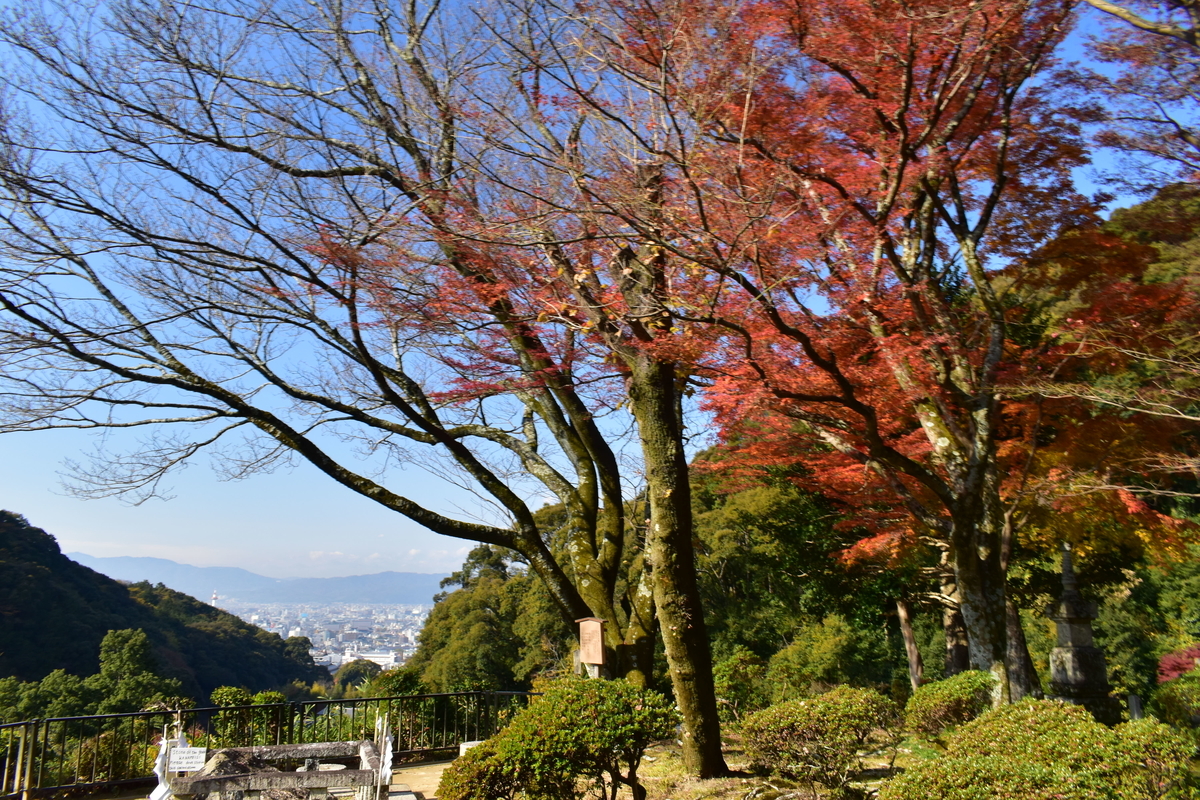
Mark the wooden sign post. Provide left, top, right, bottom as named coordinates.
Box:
left=576, top=617, right=606, bottom=679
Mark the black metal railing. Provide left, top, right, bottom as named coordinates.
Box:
left=0, top=691, right=532, bottom=798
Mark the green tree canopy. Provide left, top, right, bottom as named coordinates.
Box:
left=333, top=660, right=383, bottom=691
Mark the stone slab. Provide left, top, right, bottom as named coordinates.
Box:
left=217, top=742, right=363, bottom=760
left=172, top=768, right=377, bottom=794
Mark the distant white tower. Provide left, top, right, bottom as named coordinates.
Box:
left=211, top=589, right=219, bottom=605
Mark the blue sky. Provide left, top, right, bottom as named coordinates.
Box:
left=0, top=426, right=476, bottom=576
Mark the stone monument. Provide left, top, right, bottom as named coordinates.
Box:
left=1046, top=543, right=1122, bottom=724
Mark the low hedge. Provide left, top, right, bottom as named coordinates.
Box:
left=881, top=700, right=1196, bottom=800
left=436, top=740, right=518, bottom=800
left=437, top=677, right=678, bottom=800
left=741, top=686, right=898, bottom=793
left=903, top=670, right=994, bottom=737
left=881, top=754, right=1112, bottom=800
left=947, top=698, right=1118, bottom=771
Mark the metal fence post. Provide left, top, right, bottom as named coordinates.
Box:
left=10, top=723, right=27, bottom=798
left=20, top=720, right=38, bottom=800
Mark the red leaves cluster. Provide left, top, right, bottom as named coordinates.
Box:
left=1159, top=646, right=1200, bottom=683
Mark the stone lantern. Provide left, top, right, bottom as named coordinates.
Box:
left=1046, top=543, right=1122, bottom=724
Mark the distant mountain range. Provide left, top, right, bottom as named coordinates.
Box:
left=67, top=553, right=448, bottom=606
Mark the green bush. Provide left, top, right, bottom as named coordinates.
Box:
left=69, top=728, right=160, bottom=783
left=437, top=677, right=678, bottom=800
left=903, top=670, right=995, bottom=737
left=252, top=690, right=286, bottom=705
left=333, top=659, right=383, bottom=691
left=1151, top=670, right=1200, bottom=729
left=210, top=686, right=253, bottom=707
left=437, top=740, right=519, bottom=800
left=742, top=686, right=898, bottom=793
left=367, top=664, right=427, bottom=697
left=948, top=699, right=1118, bottom=771
left=1113, top=718, right=1197, bottom=799
left=880, top=754, right=1112, bottom=800
left=881, top=700, right=1196, bottom=800
left=714, top=646, right=768, bottom=722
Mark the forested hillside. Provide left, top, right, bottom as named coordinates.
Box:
left=0, top=511, right=325, bottom=704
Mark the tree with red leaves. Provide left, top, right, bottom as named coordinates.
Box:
left=1008, top=184, right=1200, bottom=497
left=0, top=0, right=737, bottom=773
left=1159, top=645, right=1200, bottom=683
left=553, top=0, right=1086, bottom=703
left=529, top=0, right=1193, bottom=703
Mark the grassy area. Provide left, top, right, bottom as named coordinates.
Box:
left=632, top=730, right=938, bottom=800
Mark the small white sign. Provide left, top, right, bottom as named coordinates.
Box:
left=167, top=747, right=208, bottom=772
left=577, top=618, right=606, bottom=666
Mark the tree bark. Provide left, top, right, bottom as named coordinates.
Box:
left=941, top=578, right=971, bottom=677
left=628, top=356, right=727, bottom=777
left=896, top=599, right=924, bottom=691
left=1006, top=598, right=1043, bottom=701
left=952, top=532, right=1011, bottom=705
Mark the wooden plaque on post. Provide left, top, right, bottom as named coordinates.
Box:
left=576, top=617, right=606, bottom=666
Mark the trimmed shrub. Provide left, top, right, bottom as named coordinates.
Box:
left=881, top=700, right=1196, bottom=800
left=903, top=670, right=994, bottom=737
left=1151, top=669, right=1200, bottom=728
left=742, top=686, right=898, bottom=793
left=436, top=741, right=518, bottom=800
left=437, top=677, right=678, bottom=800
left=1113, top=718, right=1196, bottom=799
left=880, top=754, right=1112, bottom=800
left=947, top=699, right=1116, bottom=771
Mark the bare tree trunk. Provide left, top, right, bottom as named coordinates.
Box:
left=953, top=535, right=1011, bottom=705
left=942, top=578, right=971, bottom=677
left=628, top=356, right=727, bottom=778
left=1006, top=599, right=1043, bottom=700
left=613, top=569, right=656, bottom=688
left=896, top=599, right=924, bottom=691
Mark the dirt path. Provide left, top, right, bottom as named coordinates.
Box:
left=390, top=760, right=452, bottom=799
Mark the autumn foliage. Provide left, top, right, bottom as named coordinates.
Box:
left=0, top=0, right=1199, bottom=762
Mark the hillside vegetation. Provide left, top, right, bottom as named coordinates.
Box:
left=0, top=511, right=325, bottom=708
